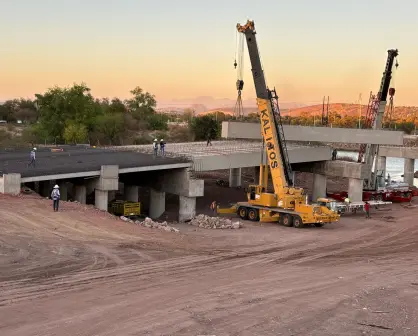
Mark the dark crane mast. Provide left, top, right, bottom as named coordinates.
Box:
left=358, top=49, right=398, bottom=190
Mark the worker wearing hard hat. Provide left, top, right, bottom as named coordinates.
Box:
left=153, top=139, right=158, bottom=157
left=159, top=139, right=166, bottom=157
left=51, top=185, right=61, bottom=212
left=27, top=147, right=37, bottom=167
left=344, top=197, right=350, bottom=204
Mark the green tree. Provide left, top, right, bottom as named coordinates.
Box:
left=35, top=83, right=98, bottom=142
left=95, top=113, right=125, bottom=145
left=191, top=115, right=220, bottom=141
left=0, top=100, right=19, bottom=122
left=63, top=122, right=88, bottom=144
left=147, top=114, right=168, bottom=131
left=126, top=86, right=156, bottom=116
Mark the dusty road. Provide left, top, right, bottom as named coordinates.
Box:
left=1, top=194, right=418, bottom=335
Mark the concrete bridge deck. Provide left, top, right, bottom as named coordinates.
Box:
left=112, top=140, right=333, bottom=171
left=0, top=147, right=191, bottom=182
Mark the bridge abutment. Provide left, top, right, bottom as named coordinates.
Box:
left=0, top=173, right=21, bottom=195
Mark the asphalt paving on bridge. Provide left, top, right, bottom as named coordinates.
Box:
left=0, top=147, right=189, bottom=178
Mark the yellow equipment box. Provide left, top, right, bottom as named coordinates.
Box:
left=109, top=200, right=141, bottom=217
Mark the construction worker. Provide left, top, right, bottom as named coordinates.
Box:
left=364, top=201, right=370, bottom=219
left=159, top=139, right=166, bottom=156
left=51, top=185, right=61, bottom=212
left=210, top=201, right=217, bottom=215
left=332, top=149, right=337, bottom=160
left=28, top=147, right=37, bottom=167
left=153, top=139, right=158, bottom=157
left=206, top=132, right=212, bottom=146
left=344, top=197, right=350, bottom=204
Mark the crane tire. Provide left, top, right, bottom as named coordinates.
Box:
left=247, top=208, right=259, bottom=221
left=238, top=206, right=248, bottom=220
left=281, top=214, right=293, bottom=227
left=293, top=216, right=304, bottom=228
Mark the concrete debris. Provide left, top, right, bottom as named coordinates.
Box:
left=119, top=216, right=180, bottom=233
left=189, top=214, right=243, bottom=229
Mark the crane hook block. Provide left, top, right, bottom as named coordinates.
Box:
left=236, top=79, right=244, bottom=91
left=389, top=87, right=395, bottom=96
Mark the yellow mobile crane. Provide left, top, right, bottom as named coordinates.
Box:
left=219, top=20, right=339, bottom=228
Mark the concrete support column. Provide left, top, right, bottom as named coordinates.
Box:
left=377, top=156, right=387, bottom=174
left=108, top=191, right=116, bottom=202
left=404, top=158, right=415, bottom=187
left=124, top=185, right=139, bottom=202
left=348, top=178, right=363, bottom=202
left=59, top=182, right=68, bottom=201
left=39, top=181, right=52, bottom=198
left=74, top=185, right=87, bottom=204
left=312, top=173, right=327, bottom=201
left=95, top=189, right=108, bottom=211
left=376, top=156, right=387, bottom=187
left=179, top=196, right=196, bottom=222
left=253, top=166, right=260, bottom=183
left=229, top=168, right=242, bottom=187
left=149, top=189, right=165, bottom=219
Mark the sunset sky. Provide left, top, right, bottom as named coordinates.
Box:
left=1, top=0, right=417, bottom=106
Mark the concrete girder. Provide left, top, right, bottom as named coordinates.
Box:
left=295, top=160, right=371, bottom=180
left=379, top=146, right=418, bottom=159
left=221, top=121, right=404, bottom=145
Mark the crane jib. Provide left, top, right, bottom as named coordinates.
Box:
left=260, top=108, right=279, bottom=169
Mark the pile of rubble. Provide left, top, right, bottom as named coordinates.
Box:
left=120, top=216, right=180, bottom=233
left=189, top=214, right=243, bottom=229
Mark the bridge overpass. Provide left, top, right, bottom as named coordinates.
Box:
left=0, top=147, right=203, bottom=221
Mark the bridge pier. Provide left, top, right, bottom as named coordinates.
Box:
left=348, top=178, right=363, bottom=202
left=95, top=190, right=108, bottom=211
left=149, top=189, right=165, bottom=219
left=40, top=180, right=53, bottom=198
left=124, top=185, right=139, bottom=202
left=59, top=181, right=68, bottom=201
left=312, top=173, right=327, bottom=201
left=74, top=185, right=87, bottom=204
left=376, top=156, right=387, bottom=187
left=179, top=196, right=196, bottom=222
left=229, top=168, right=241, bottom=187
left=403, top=158, right=415, bottom=187
left=93, top=165, right=119, bottom=211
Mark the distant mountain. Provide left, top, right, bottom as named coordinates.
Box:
left=283, top=103, right=418, bottom=119
left=157, top=96, right=306, bottom=114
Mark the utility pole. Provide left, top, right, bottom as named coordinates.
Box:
left=358, top=93, right=362, bottom=128
left=326, top=96, right=330, bottom=126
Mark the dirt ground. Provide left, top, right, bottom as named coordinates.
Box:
left=1, top=184, right=418, bottom=335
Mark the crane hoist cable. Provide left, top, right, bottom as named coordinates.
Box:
left=233, top=30, right=245, bottom=118
left=385, top=56, right=399, bottom=127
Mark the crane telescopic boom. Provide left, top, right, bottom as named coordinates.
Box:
left=226, top=20, right=339, bottom=227
left=360, top=49, right=398, bottom=190
left=237, top=20, right=293, bottom=192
